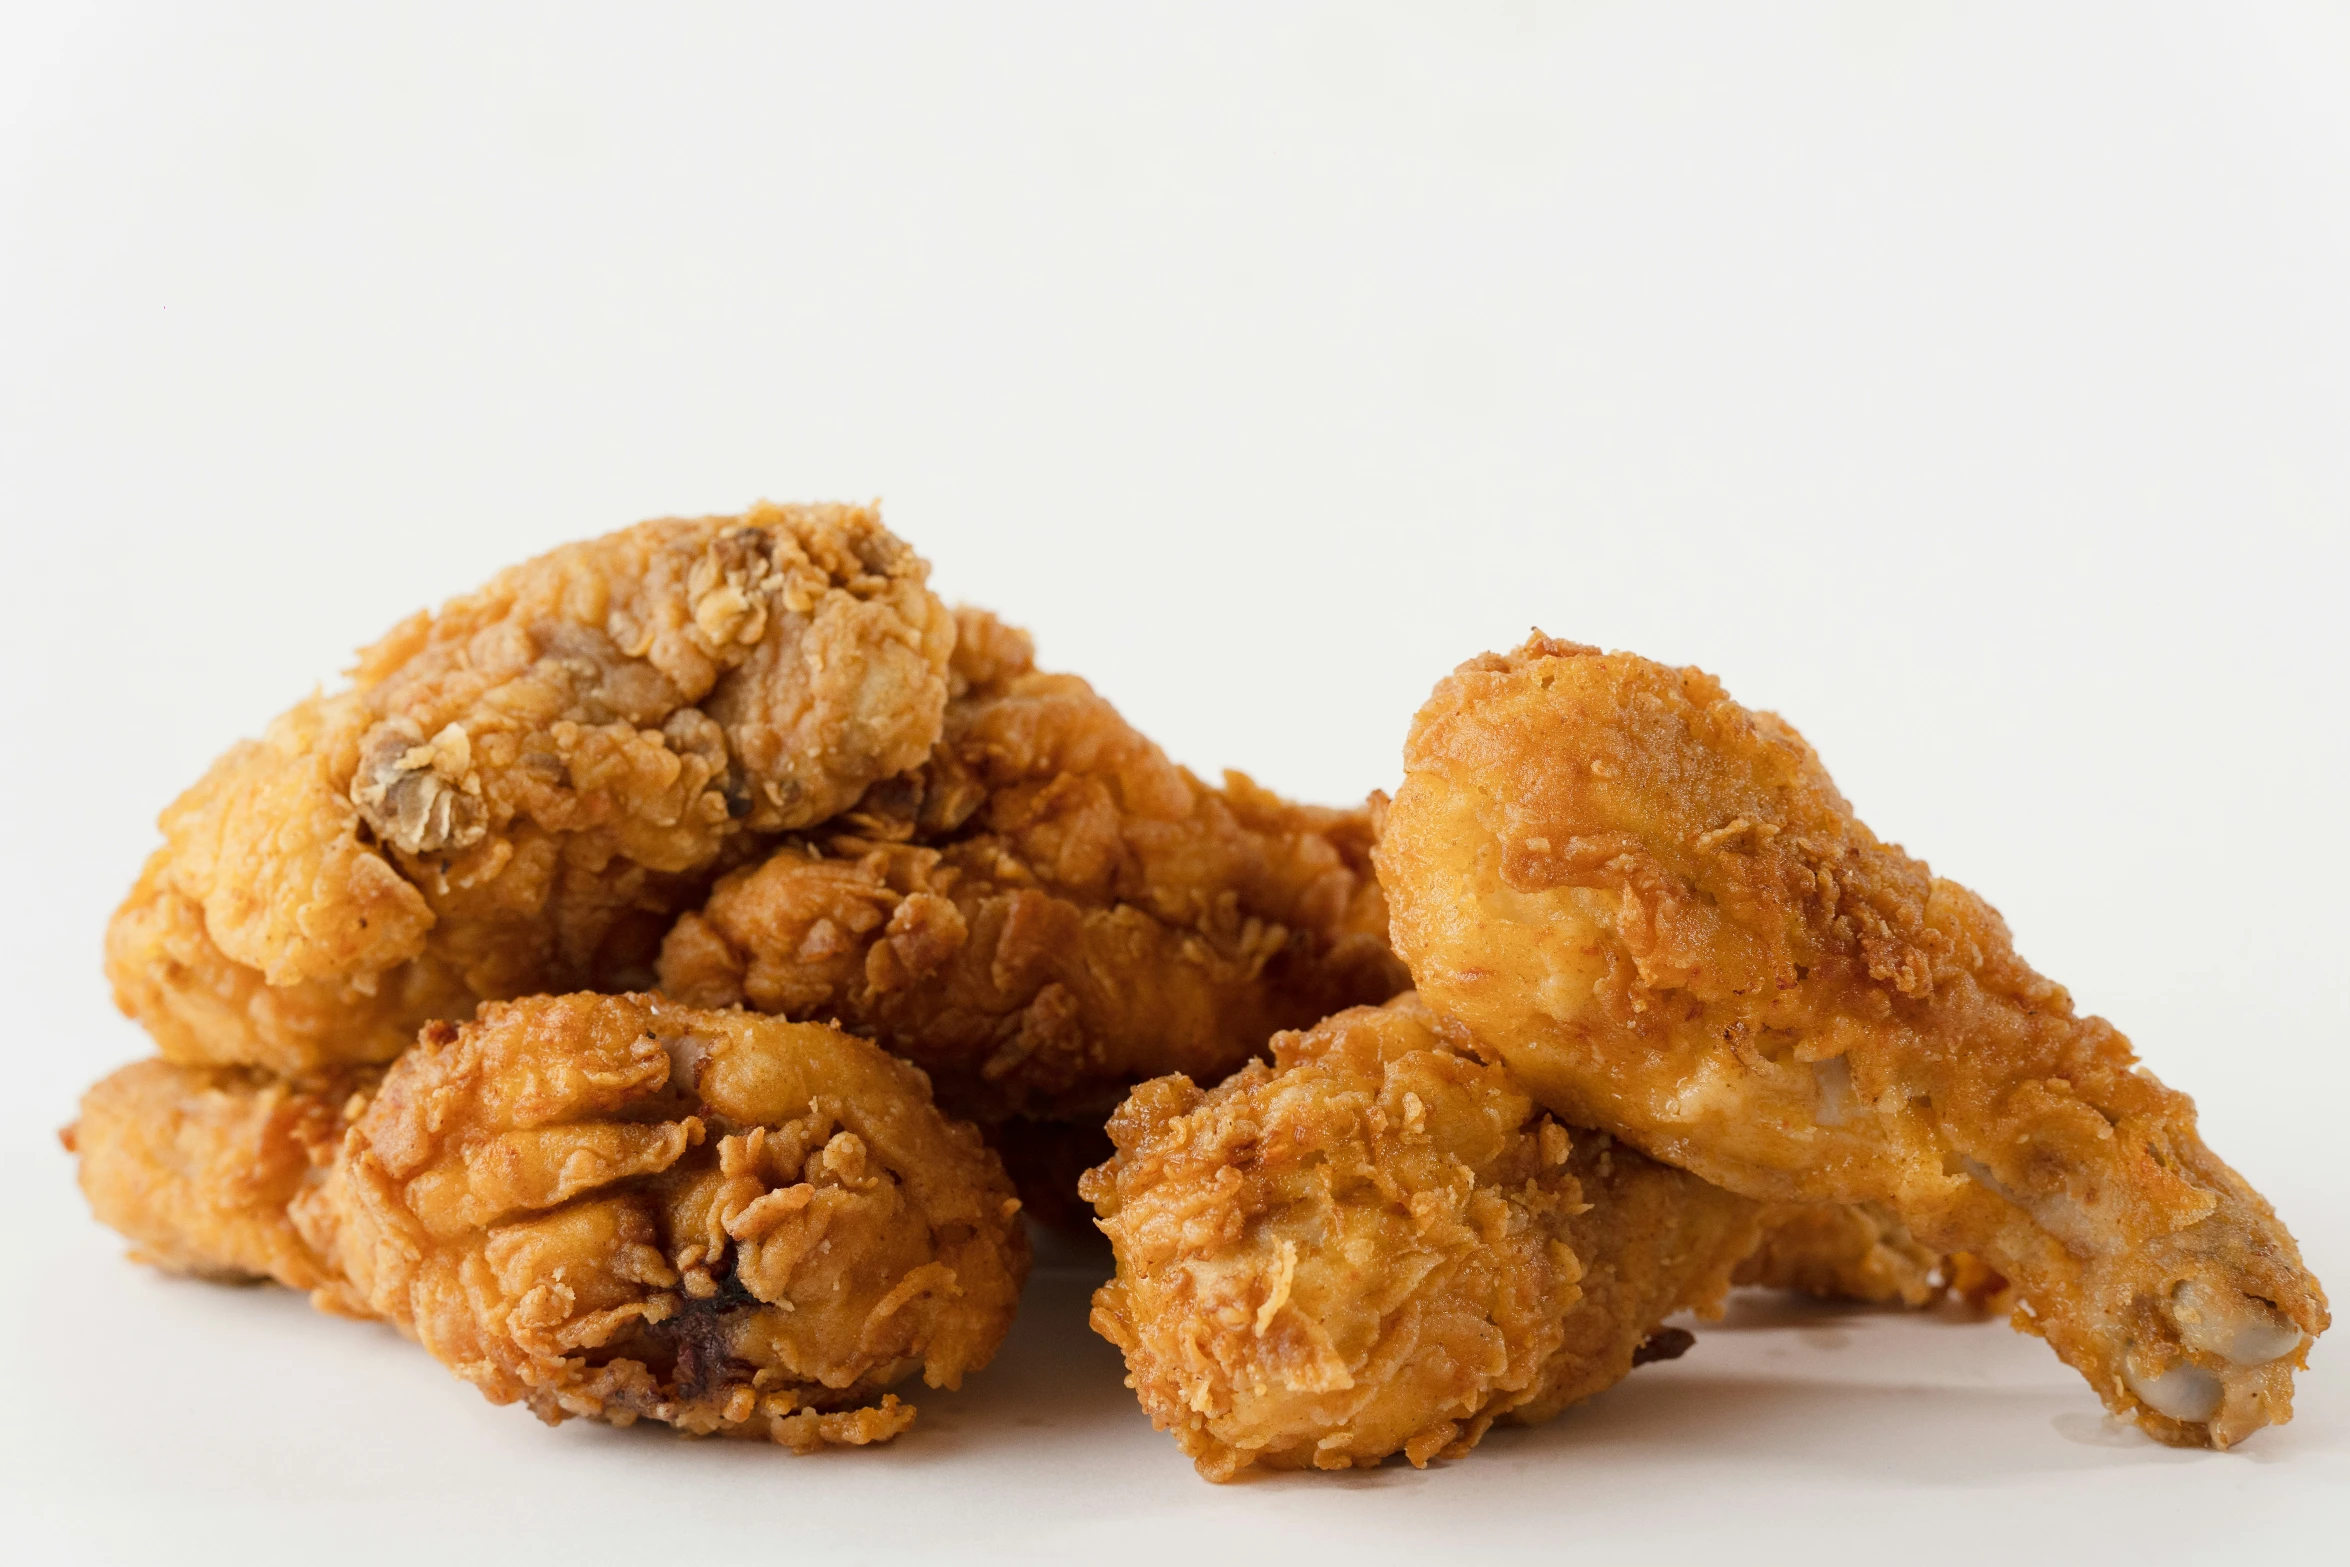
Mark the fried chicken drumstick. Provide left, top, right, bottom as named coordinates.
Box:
left=1377, top=636, right=2327, bottom=1447
left=67, top=1058, right=377, bottom=1312
left=660, top=609, right=1407, bottom=1121
left=107, top=504, right=955, bottom=1076
left=1083, top=994, right=1760, bottom=1479
left=328, top=994, right=1030, bottom=1449
left=72, top=995, right=1028, bottom=1451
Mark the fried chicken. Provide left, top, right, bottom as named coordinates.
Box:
left=658, top=609, right=1408, bottom=1121
left=1377, top=635, right=2328, bottom=1447
left=1081, top=994, right=1761, bottom=1479
left=66, top=1058, right=377, bottom=1313
left=330, top=994, right=1029, bottom=1450
left=1735, top=1203, right=2014, bottom=1312
left=107, top=504, right=956, bottom=1076
left=1737, top=1203, right=1946, bottom=1308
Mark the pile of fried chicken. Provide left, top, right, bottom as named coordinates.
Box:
left=70, top=505, right=2327, bottom=1478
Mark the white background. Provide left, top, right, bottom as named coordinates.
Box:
left=4, top=3, right=2346, bottom=1561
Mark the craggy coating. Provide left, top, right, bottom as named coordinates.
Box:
left=1737, top=1202, right=2012, bottom=1312
left=1738, top=1204, right=1946, bottom=1309
left=332, top=994, right=1028, bottom=1450
left=108, top=505, right=956, bottom=1076
left=660, top=609, right=1408, bottom=1121
left=68, top=1058, right=376, bottom=1313
left=1082, top=995, right=1760, bottom=1479
left=1378, top=635, right=2328, bottom=1447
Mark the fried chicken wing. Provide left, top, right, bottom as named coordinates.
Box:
left=108, top=505, right=956, bottom=1076
left=1081, top=994, right=1760, bottom=1479
left=659, top=610, right=1408, bottom=1120
left=330, top=994, right=1029, bottom=1449
left=1377, top=636, right=2327, bottom=1447
left=67, top=1058, right=376, bottom=1312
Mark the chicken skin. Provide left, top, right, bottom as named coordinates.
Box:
left=107, top=504, right=956, bottom=1076
left=1377, top=636, right=2327, bottom=1447
left=326, top=994, right=1030, bottom=1450
left=659, top=610, right=1407, bottom=1121
left=1082, top=994, right=1761, bottom=1479
left=67, top=1058, right=378, bottom=1314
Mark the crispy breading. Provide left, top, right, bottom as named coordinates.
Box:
left=67, top=1058, right=377, bottom=1314
left=105, top=858, right=482, bottom=1077
left=1081, top=995, right=1761, bottom=1479
left=1738, top=1203, right=1946, bottom=1308
left=658, top=610, right=1408, bottom=1120
left=330, top=994, right=1029, bottom=1450
left=1378, top=635, right=2328, bottom=1447
left=107, top=505, right=955, bottom=1075
left=1737, top=1202, right=2013, bottom=1312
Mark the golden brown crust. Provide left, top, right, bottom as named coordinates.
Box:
left=1082, top=995, right=1760, bottom=1480
left=105, top=852, right=482, bottom=1075
left=69, top=1057, right=378, bottom=1313
left=1737, top=1204, right=1947, bottom=1308
left=1378, top=635, right=2328, bottom=1447
left=658, top=610, right=1408, bottom=1120
left=1735, top=1200, right=2013, bottom=1313
left=107, top=505, right=955, bottom=1075
left=331, top=994, right=1028, bottom=1449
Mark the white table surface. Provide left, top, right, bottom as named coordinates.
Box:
left=5, top=4, right=2346, bottom=1561
left=8, top=1198, right=2344, bottom=1565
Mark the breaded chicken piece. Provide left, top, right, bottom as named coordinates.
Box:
left=1378, top=636, right=2327, bottom=1447
left=659, top=610, right=1408, bottom=1120
left=1081, top=995, right=1761, bottom=1480
left=1737, top=1203, right=1947, bottom=1308
left=67, top=1058, right=377, bottom=1313
left=331, top=994, right=1029, bottom=1450
left=108, top=505, right=956, bottom=1076
left=1737, top=1202, right=2013, bottom=1311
